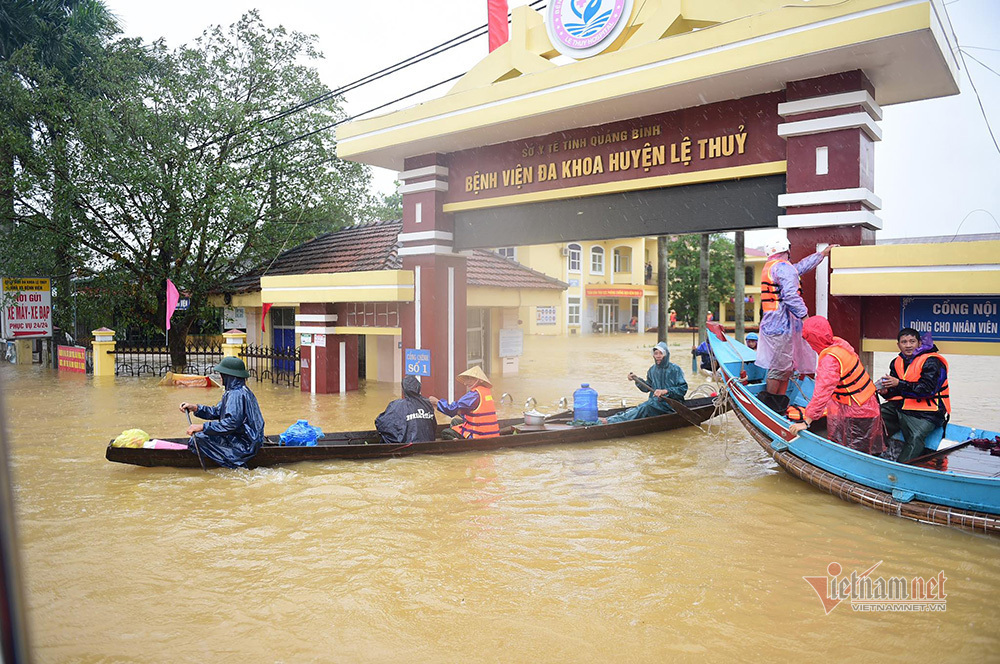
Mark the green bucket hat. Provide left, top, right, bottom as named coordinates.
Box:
left=215, top=356, right=250, bottom=378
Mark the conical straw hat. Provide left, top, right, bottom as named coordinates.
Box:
left=456, top=365, right=492, bottom=387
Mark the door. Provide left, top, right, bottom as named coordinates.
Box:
left=596, top=298, right=619, bottom=334
left=466, top=307, right=491, bottom=373
left=271, top=307, right=296, bottom=373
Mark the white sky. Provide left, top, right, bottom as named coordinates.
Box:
left=106, top=0, right=1000, bottom=244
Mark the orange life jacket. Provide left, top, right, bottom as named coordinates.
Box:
left=760, top=259, right=802, bottom=313
left=787, top=404, right=826, bottom=422
left=818, top=344, right=877, bottom=407
left=456, top=385, right=500, bottom=439
left=888, top=353, right=951, bottom=414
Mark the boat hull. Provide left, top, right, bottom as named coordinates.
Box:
left=706, top=326, right=1000, bottom=535
left=106, top=398, right=722, bottom=469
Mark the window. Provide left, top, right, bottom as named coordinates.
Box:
left=567, top=297, right=581, bottom=326
left=568, top=243, right=581, bottom=272
left=496, top=247, right=516, bottom=260
left=631, top=298, right=639, bottom=319
left=613, top=248, right=631, bottom=273
left=591, top=246, right=604, bottom=275
left=745, top=266, right=755, bottom=286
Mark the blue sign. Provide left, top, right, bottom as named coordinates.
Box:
left=175, top=297, right=191, bottom=311
left=900, top=297, right=1000, bottom=343
left=404, top=348, right=431, bottom=376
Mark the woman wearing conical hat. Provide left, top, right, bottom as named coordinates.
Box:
left=428, top=366, right=500, bottom=439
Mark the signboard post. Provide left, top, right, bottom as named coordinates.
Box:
left=498, top=328, right=524, bottom=376
left=1, top=277, right=53, bottom=339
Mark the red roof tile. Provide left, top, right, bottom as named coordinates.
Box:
left=222, top=220, right=566, bottom=294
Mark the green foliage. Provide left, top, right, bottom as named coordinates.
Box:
left=4, top=11, right=380, bottom=347
left=667, top=234, right=735, bottom=325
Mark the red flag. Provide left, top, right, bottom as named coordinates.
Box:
left=488, top=0, right=508, bottom=52
left=166, top=279, right=180, bottom=331
left=261, top=303, right=273, bottom=331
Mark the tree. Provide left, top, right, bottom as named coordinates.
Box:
left=0, top=0, right=119, bottom=336
left=667, top=234, right=735, bottom=327
left=9, top=12, right=377, bottom=366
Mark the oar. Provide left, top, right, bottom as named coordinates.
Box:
left=630, top=374, right=703, bottom=428
left=903, top=440, right=972, bottom=467
left=186, top=410, right=206, bottom=471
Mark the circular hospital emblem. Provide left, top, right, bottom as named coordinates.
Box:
left=546, top=0, right=634, bottom=59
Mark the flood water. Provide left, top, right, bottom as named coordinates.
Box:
left=2, top=333, right=998, bottom=662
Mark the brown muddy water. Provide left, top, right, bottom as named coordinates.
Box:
left=1, top=334, right=998, bottom=662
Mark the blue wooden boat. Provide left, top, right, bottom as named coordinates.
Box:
left=705, top=324, right=1000, bottom=535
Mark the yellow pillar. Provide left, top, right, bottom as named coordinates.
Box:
left=91, top=327, right=116, bottom=377
left=222, top=329, right=247, bottom=358
left=13, top=340, right=32, bottom=365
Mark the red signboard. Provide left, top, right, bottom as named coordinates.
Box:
left=447, top=91, right=785, bottom=205
left=58, top=345, right=87, bottom=373
left=585, top=286, right=644, bottom=298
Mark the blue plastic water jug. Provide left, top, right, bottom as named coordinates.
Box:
left=573, top=383, right=599, bottom=423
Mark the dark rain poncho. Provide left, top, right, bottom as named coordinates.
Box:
left=189, top=375, right=265, bottom=468
left=375, top=375, right=438, bottom=444
left=607, top=342, right=688, bottom=423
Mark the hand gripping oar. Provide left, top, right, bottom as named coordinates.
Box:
left=629, top=374, right=703, bottom=428
left=186, top=409, right=206, bottom=471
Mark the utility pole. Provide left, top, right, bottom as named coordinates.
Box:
left=735, top=231, right=746, bottom=342
left=657, top=236, right=669, bottom=344
left=698, top=234, right=710, bottom=344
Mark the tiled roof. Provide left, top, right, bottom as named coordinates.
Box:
left=222, top=220, right=566, bottom=293
left=222, top=220, right=403, bottom=293
left=467, top=250, right=567, bottom=290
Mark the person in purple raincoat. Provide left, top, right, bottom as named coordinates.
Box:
left=754, top=238, right=836, bottom=412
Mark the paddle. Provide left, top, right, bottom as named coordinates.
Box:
left=186, top=409, right=207, bottom=471
left=629, top=374, right=703, bottom=428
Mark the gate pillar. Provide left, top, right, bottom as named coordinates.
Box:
left=398, top=154, right=467, bottom=402
left=298, top=303, right=357, bottom=394
left=779, top=70, right=881, bottom=353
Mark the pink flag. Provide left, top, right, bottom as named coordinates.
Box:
left=166, top=279, right=180, bottom=331
left=261, top=303, right=273, bottom=331
left=488, top=0, right=508, bottom=52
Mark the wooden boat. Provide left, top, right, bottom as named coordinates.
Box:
left=157, top=372, right=221, bottom=388
left=105, top=397, right=722, bottom=469
left=706, top=323, right=1000, bottom=535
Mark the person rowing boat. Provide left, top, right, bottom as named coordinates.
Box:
left=178, top=357, right=265, bottom=468
left=604, top=342, right=688, bottom=424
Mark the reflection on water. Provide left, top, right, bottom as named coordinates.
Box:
left=2, top=334, right=999, bottom=662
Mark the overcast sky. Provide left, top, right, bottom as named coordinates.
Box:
left=106, top=0, right=1000, bottom=244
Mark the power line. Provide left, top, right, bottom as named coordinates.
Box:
left=238, top=74, right=465, bottom=162
left=958, top=47, right=1000, bottom=156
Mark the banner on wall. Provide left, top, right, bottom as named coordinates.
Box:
left=900, top=297, right=999, bottom=343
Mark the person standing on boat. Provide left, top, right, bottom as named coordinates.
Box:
left=179, top=356, right=265, bottom=468
left=877, top=328, right=950, bottom=463
left=605, top=341, right=688, bottom=424
left=428, top=366, right=500, bottom=439
left=788, top=316, right=884, bottom=455
left=755, top=239, right=836, bottom=412
left=375, top=375, right=438, bottom=444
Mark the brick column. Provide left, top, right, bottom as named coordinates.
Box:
left=297, top=303, right=357, bottom=394
left=398, top=154, right=468, bottom=402
left=778, top=71, right=881, bottom=352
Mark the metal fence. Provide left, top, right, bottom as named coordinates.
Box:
left=240, top=344, right=301, bottom=387
left=111, top=343, right=224, bottom=377
left=110, top=342, right=300, bottom=386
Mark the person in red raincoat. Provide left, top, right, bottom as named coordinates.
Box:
left=788, top=316, right=885, bottom=456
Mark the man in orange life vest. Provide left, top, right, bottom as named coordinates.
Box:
left=788, top=316, right=884, bottom=455
left=877, top=328, right=950, bottom=463
left=755, top=238, right=836, bottom=413
left=428, top=366, right=500, bottom=439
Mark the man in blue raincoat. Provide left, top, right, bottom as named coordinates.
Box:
left=606, top=341, right=688, bottom=423
left=179, top=356, right=265, bottom=468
